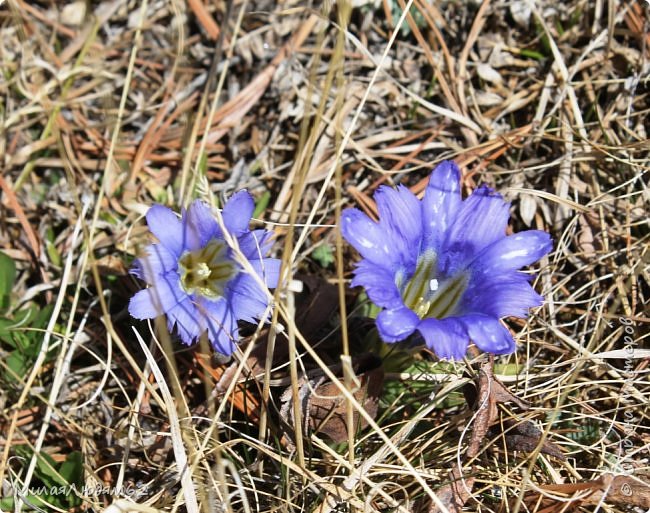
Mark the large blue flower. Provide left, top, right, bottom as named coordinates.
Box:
left=129, top=192, right=280, bottom=355
left=341, top=161, right=552, bottom=360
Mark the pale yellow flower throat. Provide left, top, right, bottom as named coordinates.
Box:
left=178, top=240, right=237, bottom=298
left=399, top=250, right=469, bottom=319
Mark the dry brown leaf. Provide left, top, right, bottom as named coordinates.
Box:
left=524, top=473, right=650, bottom=511
left=280, top=353, right=384, bottom=445
left=427, top=467, right=474, bottom=513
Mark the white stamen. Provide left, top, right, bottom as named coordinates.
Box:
left=429, top=278, right=439, bottom=291
left=196, top=262, right=211, bottom=278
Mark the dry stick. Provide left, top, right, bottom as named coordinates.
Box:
left=0, top=175, right=40, bottom=258
left=258, top=11, right=325, bottom=455
left=9, top=0, right=62, bottom=67
left=347, top=129, right=443, bottom=220
left=395, top=0, right=463, bottom=121
left=13, top=203, right=94, bottom=504
left=333, top=0, right=356, bottom=471
left=277, top=5, right=460, bottom=503
left=443, top=357, right=523, bottom=513
left=184, top=1, right=250, bottom=207
left=338, top=30, right=482, bottom=135
left=275, top=301, right=451, bottom=512
left=175, top=197, right=280, bottom=488
left=185, top=322, right=273, bottom=502
left=133, top=328, right=199, bottom=513
left=286, top=282, right=306, bottom=470
left=187, top=0, right=220, bottom=40
left=112, top=324, right=160, bottom=506
left=178, top=0, right=231, bottom=205
left=57, top=113, right=172, bottom=505
left=6, top=203, right=85, bottom=510
left=291, top=0, right=416, bottom=264
left=526, top=0, right=632, bottom=145
left=270, top=12, right=338, bottom=222
left=516, top=322, right=644, bottom=512
left=454, top=0, right=491, bottom=148
left=250, top=436, right=381, bottom=512
left=554, top=110, right=573, bottom=230
left=82, top=1, right=198, bottom=510
left=127, top=0, right=190, bottom=190
left=127, top=92, right=199, bottom=186
left=12, top=4, right=103, bottom=191
left=315, top=378, right=469, bottom=513
left=414, top=0, right=456, bottom=83
left=278, top=4, right=343, bottom=480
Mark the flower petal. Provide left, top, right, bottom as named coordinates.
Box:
left=376, top=307, right=419, bottom=342
left=166, top=297, right=203, bottom=345
left=341, top=208, right=399, bottom=271
left=200, top=298, right=238, bottom=355
left=351, top=260, right=402, bottom=309
left=137, top=270, right=187, bottom=315
left=422, top=161, right=462, bottom=251
left=183, top=200, right=219, bottom=251
left=128, top=289, right=162, bottom=319
left=460, top=314, right=515, bottom=354
left=238, top=229, right=274, bottom=259
left=472, top=231, right=552, bottom=276
left=131, top=244, right=178, bottom=283
left=222, top=190, right=254, bottom=236
left=417, top=317, right=469, bottom=360
left=146, top=205, right=184, bottom=256
left=249, top=258, right=281, bottom=288
left=229, top=273, right=270, bottom=323
left=461, top=274, right=543, bottom=319
left=375, top=184, right=422, bottom=268
left=439, top=185, right=510, bottom=275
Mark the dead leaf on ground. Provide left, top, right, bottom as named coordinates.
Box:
left=499, top=419, right=566, bottom=461
left=522, top=473, right=650, bottom=511
left=280, top=353, right=384, bottom=445
left=426, top=467, right=475, bottom=513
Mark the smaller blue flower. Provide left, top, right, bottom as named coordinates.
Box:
left=341, top=161, right=552, bottom=360
left=129, top=192, right=280, bottom=355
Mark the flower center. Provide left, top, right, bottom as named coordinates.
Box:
left=399, top=250, right=469, bottom=319
left=178, top=239, right=237, bottom=299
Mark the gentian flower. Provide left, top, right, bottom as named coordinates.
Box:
left=341, top=161, right=552, bottom=360
left=129, top=192, right=280, bottom=355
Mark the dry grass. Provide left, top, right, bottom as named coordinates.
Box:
left=0, top=1, right=648, bottom=512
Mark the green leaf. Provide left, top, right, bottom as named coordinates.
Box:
left=46, top=241, right=61, bottom=267
left=355, top=292, right=381, bottom=319
left=59, top=452, right=83, bottom=486
left=14, top=330, right=35, bottom=354
left=14, top=306, right=38, bottom=326
left=32, top=304, right=54, bottom=330
left=6, top=351, right=27, bottom=381
left=198, top=151, right=208, bottom=174
left=494, top=363, right=523, bottom=376
left=312, top=244, right=335, bottom=268
left=0, top=307, right=40, bottom=346
left=0, top=497, right=14, bottom=510
left=0, top=317, right=17, bottom=346
left=0, top=251, right=16, bottom=311
left=520, top=48, right=545, bottom=60
left=252, top=190, right=271, bottom=219
left=22, top=492, right=56, bottom=510
left=390, top=0, right=426, bottom=37
left=35, top=450, right=66, bottom=487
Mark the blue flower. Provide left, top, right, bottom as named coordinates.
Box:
left=129, top=192, right=280, bottom=355
left=341, top=161, right=552, bottom=360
